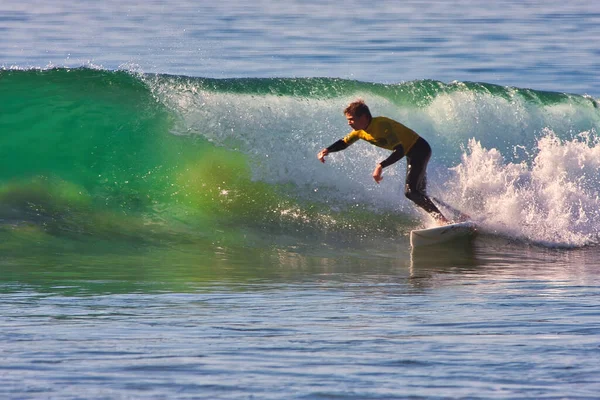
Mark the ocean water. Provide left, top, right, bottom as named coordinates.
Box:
left=1, top=1, right=600, bottom=399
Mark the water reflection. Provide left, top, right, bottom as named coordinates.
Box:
left=2, top=226, right=600, bottom=297
left=408, top=233, right=600, bottom=289
left=409, top=236, right=479, bottom=286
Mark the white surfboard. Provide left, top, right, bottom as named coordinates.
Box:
left=410, top=221, right=476, bottom=247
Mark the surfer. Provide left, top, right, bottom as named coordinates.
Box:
left=317, top=100, right=449, bottom=225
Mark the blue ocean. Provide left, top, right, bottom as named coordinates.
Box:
left=1, top=1, right=600, bottom=398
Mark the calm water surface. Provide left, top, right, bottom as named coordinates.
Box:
left=2, top=237, right=600, bottom=398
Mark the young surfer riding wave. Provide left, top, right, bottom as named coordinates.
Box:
left=317, top=100, right=449, bottom=225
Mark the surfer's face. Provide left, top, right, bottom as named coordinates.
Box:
left=345, top=113, right=369, bottom=131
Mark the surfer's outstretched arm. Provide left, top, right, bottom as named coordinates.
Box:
left=317, top=139, right=349, bottom=163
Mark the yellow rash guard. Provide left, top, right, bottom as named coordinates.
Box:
left=342, top=116, right=420, bottom=153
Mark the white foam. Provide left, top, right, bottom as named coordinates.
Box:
left=444, top=131, right=600, bottom=247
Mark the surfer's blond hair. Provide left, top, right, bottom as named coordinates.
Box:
left=344, top=99, right=372, bottom=120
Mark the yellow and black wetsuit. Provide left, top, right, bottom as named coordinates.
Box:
left=341, top=116, right=420, bottom=153
left=326, top=116, right=444, bottom=219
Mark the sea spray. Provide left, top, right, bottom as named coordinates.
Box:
left=446, top=130, right=600, bottom=247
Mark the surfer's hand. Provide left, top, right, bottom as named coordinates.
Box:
left=317, top=148, right=329, bottom=163
left=373, top=164, right=383, bottom=183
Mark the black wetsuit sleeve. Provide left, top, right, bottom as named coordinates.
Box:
left=326, top=139, right=349, bottom=153
left=379, top=144, right=405, bottom=168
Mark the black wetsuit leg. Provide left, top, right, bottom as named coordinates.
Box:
left=404, top=137, right=445, bottom=219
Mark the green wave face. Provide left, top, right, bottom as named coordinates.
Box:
left=1, top=67, right=599, bottom=251
left=0, top=68, right=404, bottom=246
left=1, top=69, right=168, bottom=225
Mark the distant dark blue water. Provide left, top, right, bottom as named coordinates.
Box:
left=2, top=0, right=599, bottom=96
left=1, top=1, right=600, bottom=399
